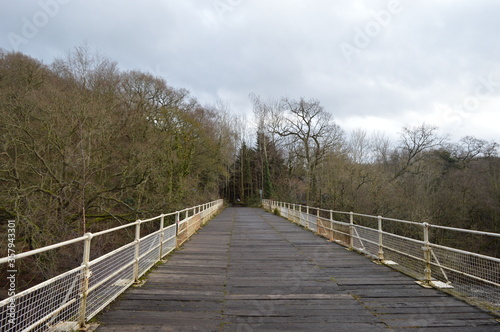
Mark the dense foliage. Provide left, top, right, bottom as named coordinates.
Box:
left=0, top=48, right=238, bottom=293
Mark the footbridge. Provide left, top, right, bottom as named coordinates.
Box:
left=1, top=200, right=500, bottom=331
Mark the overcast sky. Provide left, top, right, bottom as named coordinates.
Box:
left=1, top=0, right=500, bottom=143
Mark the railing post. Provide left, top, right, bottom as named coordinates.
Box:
left=175, top=211, right=180, bottom=248
left=306, top=206, right=310, bottom=229
left=316, top=208, right=320, bottom=234
left=300, top=205, right=304, bottom=226
left=175, top=212, right=180, bottom=235
left=79, top=232, right=93, bottom=329
left=159, top=215, right=165, bottom=260
left=329, top=210, right=334, bottom=241
left=378, top=216, right=384, bottom=261
left=133, top=221, right=141, bottom=283
left=423, top=222, right=432, bottom=284
left=349, top=212, right=354, bottom=250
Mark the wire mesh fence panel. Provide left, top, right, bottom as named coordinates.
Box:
left=161, top=225, right=177, bottom=257
left=332, top=222, right=350, bottom=246
left=138, top=232, right=161, bottom=277
left=139, top=245, right=160, bottom=278
left=161, top=237, right=177, bottom=258
left=88, top=243, right=135, bottom=291
left=163, top=224, right=176, bottom=240
left=0, top=267, right=83, bottom=332
left=352, top=225, right=379, bottom=258
left=382, top=233, right=426, bottom=279
left=188, top=215, right=201, bottom=238
left=86, top=244, right=136, bottom=319
left=317, top=218, right=332, bottom=240
left=299, top=212, right=307, bottom=227
left=430, top=245, right=500, bottom=311
left=177, top=221, right=188, bottom=246
left=282, top=205, right=290, bottom=219
left=431, top=245, right=500, bottom=284
left=290, top=209, right=300, bottom=224
left=307, top=214, right=317, bottom=233
left=86, top=265, right=134, bottom=320
left=139, top=231, right=160, bottom=256
left=277, top=206, right=284, bottom=218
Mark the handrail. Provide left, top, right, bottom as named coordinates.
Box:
left=0, top=199, right=224, bottom=332
left=262, top=199, right=500, bottom=314
left=0, top=236, right=88, bottom=264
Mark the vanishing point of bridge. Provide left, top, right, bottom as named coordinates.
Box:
left=1, top=201, right=500, bottom=331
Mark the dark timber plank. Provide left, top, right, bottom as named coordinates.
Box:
left=96, top=207, right=500, bottom=331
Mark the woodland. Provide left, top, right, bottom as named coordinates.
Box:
left=1, top=47, right=499, bottom=294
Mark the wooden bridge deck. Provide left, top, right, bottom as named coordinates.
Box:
left=96, top=207, right=500, bottom=331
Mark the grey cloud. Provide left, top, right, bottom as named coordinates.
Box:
left=1, top=0, right=499, bottom=142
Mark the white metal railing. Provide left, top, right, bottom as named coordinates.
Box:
left=0, top=199, right=223, bottom=332
left=262, top=199, right=500, bottom=314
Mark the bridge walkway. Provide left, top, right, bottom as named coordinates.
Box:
left=96, top=207, right=500, bottom=331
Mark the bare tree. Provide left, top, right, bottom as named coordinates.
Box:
left=396, top=123, right=447, bottom=178
left=348, top=128, right=370, bottom=163
left=450, top=136, right=499, bottom=165
left=250, top=94, right=274, bottom=199
left=370, top=131, right=392, bottom=164
left=270, top=97, right=343, bottom=203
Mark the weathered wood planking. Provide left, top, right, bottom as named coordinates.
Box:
left=96, top=208, right=500, bottom=331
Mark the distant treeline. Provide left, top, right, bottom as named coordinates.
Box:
left=225, top=95, right=500, bottom=257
